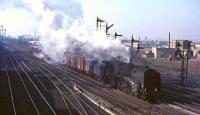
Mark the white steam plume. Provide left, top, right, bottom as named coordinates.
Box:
left=1, top=0, right=146, bottom=65
left=22, top=0, right=130, bottom=63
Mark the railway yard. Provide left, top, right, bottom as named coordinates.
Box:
left=0, top=40, right=200, bottom=115
left=1, top=0, right=200, bottom=114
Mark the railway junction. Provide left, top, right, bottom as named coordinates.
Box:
left=0, top=39, right=200, bottom=115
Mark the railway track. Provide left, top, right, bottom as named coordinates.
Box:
left=11, top=45, right=159, bottom=114
left=24, top=54, right=147, bottom=114
left=26, top=56, right=107, bottom=115
left=14, top=55, right=74, bottom=115
left=11, top=51, right=86, bottom=115
left=162, top=84, right=200, bottom=102
left=51, top=64, right=188, bottom=115
left=1, top=48, right=44, bottom=115
left=160, top=74, right=200, bottom=114
left=14, top=48, right=119, bottom=114
left=38, top=56, right=200, bottom=114
left=9, top=49, right=56, bottom=115
left=6, top=43, right=198, bottom=114
left=11, top=49, right=107, bottom=115
left=20, top=51, right=169, bottom=115
left=4, top=56, right=17, bottom=114
left=0, top=50, right=16, bottom=115
left=0, top=46, right=76, bottom=114
left=1, top=49, right=47, bottom=115
left=9, top=50, right=58, bottom=115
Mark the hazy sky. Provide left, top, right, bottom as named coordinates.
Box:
left=0, top=0, right=200, bottom=41
left=83, top=0, right=200, bottom=41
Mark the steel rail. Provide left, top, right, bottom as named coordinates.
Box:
left=16, top=51, right=85, bottom=115
left=7, top=53, right=40, bottom=115
left=9, top=51, right=57, bottom=115
left=19, top=52, right=89, bottom=115
left=33, top=61, right=88, bottom=115
left=3, top=55, right=16, bottom=115
left=23, top=52, right=160, bottom=114
left=23, top=58, right=72, bottom=115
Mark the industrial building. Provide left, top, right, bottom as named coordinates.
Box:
left=193, top=43, right=200, bottom=59
left=152, top=47, right=176, bottom=58
left=170, top=40, right=194, bottom=49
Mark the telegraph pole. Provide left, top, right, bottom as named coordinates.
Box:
left=168, top=32, right=171, bottom=48
left=180, top=50, right=185, bottom=81
left=0, top=25, right=3, bottom=38
left=175, top=40, right=192, bottom=82
left=4, top=28, right=6, bottom=36
left=130, top=34, right=134, bottom=63
left=137, top=37, right=140, bottom=53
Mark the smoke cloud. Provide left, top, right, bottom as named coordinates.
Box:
left=1, top=0, right=146, bottom=65
left=20, top=0, right=130, bottom=63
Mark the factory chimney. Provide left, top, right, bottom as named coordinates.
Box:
left=168, top=32, right=171, bottom=48
left=130, top=34, right=134, bottom=64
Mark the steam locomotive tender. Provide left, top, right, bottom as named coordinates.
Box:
left=64, top=54, right=161, bottom=102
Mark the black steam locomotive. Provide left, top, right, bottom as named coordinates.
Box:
left=64, top=55, right=161, bottom=102
left=98, top=60, right=160, bottom=102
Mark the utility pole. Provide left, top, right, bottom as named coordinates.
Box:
left=4, top=28, right=6, bottom=36
left=185, top=50, right=189, bottom=80
left=0, top=25, right=3, bottom=37
left=130, top=34, right=134, bottom=63
left=175, top=40, right=192, bottom=82
left=168, top=32, right=171, bottom=48
left=180, top=50, right=185, bottom=81
left=137, top=37, right=140, bottom=53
